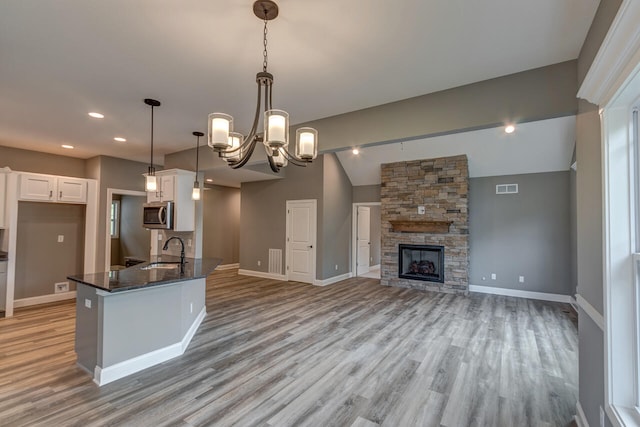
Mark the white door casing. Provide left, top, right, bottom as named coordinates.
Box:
left=286, top=200, right=316, bottom=284
left=357, top=206, right=371, bottom=276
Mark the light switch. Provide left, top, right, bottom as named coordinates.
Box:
left=417, top=206, right=426, bottom=215
left=84, top=299, right=92, bottom=309
left=57, top=235, right=64, bottom=243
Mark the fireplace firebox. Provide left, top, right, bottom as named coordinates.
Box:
left=398, top=244, right=445, bottom=283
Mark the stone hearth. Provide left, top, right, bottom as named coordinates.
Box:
left=381, top=155, right=469, bottom=294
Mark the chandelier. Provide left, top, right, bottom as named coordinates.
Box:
left=207, top=0, right=318, bottom=173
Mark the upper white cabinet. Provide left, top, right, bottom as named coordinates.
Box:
left=147, top=169, right=195, bottom=231
left=147, top=174, right=175, bottom=203
left=19, top=173, right=88, bottom=204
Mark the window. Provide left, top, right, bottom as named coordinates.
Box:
left=110, top=199, right=120, bottom=238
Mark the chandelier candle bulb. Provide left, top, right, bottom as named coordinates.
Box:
left=208, top=113, right=233, bottom=149
left=265, top=109, right=288, bottom=148
left=295, top=127, right=318, bottom=160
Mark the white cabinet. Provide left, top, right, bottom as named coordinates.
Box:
left=0, top=172, right=7, bottom=228
left=147, top=169, right=195, bottom=231
left=19, top=173, right=88, bottom=204
left=147, top=174, right=175, bottom=203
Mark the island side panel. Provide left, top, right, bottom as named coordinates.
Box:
left=75, top=283, right=99, bottom=373
left=101, top=284, right=183, bottom=367
left=180, top=278, right=206, bottom=336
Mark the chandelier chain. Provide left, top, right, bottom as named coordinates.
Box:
left=263, top=18, right=268, bottom=72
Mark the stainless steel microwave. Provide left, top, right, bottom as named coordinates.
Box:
left=143, top=202, right=173, bottom=229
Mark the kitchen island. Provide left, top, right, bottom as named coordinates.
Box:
left=68, top=256, right=221, bottom=386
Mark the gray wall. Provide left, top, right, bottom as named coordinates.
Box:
left=202, top=184, right=240, bottom=264
left=298, top=61, right=578, bottom=152
left=15, top=202, right=85, bottom=299
left=469, top=172, right=571, bottom=295
left=0, top=145, right=86, bottom=178
left=353, top=185, right=381, bottom=203
left=575, top=1, right=622, bottom=426
left=119, top=195, right=150, bottom=262
left=240, top=156, right=324, bottom=275
left=320, top=154, right=352, bottom=278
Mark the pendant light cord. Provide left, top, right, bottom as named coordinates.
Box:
left=263, top=18, right=268, bottom=72
left=195, top=134, right=200, bottom=174
left=150, top=105, right=154, bottom=173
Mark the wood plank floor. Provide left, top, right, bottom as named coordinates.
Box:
left=0, top=270, right=578, bottom=427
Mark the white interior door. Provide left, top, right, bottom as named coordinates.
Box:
left=357, top=206, right=371, bottom=276
left=286, top=200, right=316, bottom=284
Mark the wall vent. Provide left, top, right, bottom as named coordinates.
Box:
left=268, top=249, right=282, bottom=275
left=496, top=184, right=518, bottom=194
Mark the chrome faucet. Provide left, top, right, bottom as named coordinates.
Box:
left=163, top=236, right=185, bottom=268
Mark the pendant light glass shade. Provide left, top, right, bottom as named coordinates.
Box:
left=145, top=173, right=157, bottom=192
left=225, top=132, right=244, bottom=163
left=295, top=127, right=318, bottom=160
left=208, top=113, right=233, bottom=150
left=264, top=109, right=288, bottom=148
left=192, top=184, right=201, bottom=200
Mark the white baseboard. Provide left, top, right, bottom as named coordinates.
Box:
left=238, top=269, right=287, bottom=281
left=216, top=263, right=239, bottom=271
left=576, top=293, right=605, bottom=331
left=94, top=306, right=206, bottom=386
left=575, top=401, right=590, bottom=427
left=314, top=272, right=353, bottom=287
left=370, top=264, right=381, bottom=270
left=469, top=285, right=572, bottom=303
left=13, top=291, right=77, bottom=308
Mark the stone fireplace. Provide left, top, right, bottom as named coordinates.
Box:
left=381, top=155, right=469, bottom=294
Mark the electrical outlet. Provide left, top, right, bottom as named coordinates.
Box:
left=54, top=281, right=69, bottom=293
left=257, top=260, right=261, bottom=266
left=370, top=257, right=373, bottom=263
left=57, top=235, right=64, bottom=243
left=84, top=299, right=92, bottom=309
left=190, top=302, right=193, bottom=314
left=417, top=206, right=426, bottom=215
left=187, top=239, right=192, bottom=247
left=519, top=276, right=525, bottom=283
left=482, top=276, right=486, bottom=281
left=157, top=233, right=163, bottom=241
left=335, top=264, right=338, bottom=270
left=491, top=273, right=496, bottom=280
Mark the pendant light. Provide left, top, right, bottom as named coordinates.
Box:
left=192, top=131, right=204, bottom=200
left=144, top=98, right=161, bottom=191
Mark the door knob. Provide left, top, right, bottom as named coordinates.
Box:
left=308, top=245, right=313, bottom=249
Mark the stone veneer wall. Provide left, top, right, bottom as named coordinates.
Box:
left=381, top=155, right=469, bottom=293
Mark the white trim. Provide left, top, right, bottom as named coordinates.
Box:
left=238, top=269, right=287, bottom=281
left=93, top=306, right=206, bottom=386
left=215, top=263, right=240, bottom=270
left=351, top=202, right=381, bottom=277
left=370, top=264, right=381, bottom=270
left=313, top=272, right=353, bottom=287
left=468, top=285, right=572, bottom=303
left=576, top=293, right=605, bottom=331
left=575, top=401, right=590, bottom=427
left=181, top=306, right=206, bottom=352
left=577, top=0, right=640, bottom=107
left=13, top=291, right=76, bottom=308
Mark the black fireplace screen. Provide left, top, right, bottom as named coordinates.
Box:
left=398, top=244, right=445, bottom=283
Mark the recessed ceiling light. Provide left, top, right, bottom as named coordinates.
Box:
left=61, top=144, right=74, bottom=149
left=505, top=125, right=515, bottom=134
left=205, top=178, right=213, bottom=183
left=88, top=112, right=104, bottom=119
left=352, top=148, right=360, bottom=155
left=114, top=137, right=126, bottom=142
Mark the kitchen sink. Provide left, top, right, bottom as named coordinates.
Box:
left=140, top=262, right=185, bottom=270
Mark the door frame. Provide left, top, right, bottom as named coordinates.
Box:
left=285, top=199, right=317, bottom=284
left=104, top=188, right=147, bottom=271
left=351, top=202, right=381, bottom=276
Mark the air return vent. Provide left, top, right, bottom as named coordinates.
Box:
left=496, top=184, right=518, bottom=194
left=269, top=249, right=282, bottom=275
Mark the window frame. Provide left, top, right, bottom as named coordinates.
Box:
left=110, top=199, right=120, bottom=239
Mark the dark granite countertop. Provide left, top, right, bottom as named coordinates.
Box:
left=0, top=251, right=7, bottom=261
left=67, top=255, right=222, bottom=293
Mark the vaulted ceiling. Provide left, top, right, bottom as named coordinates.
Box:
left=0, top=0, right=598, bottom=181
